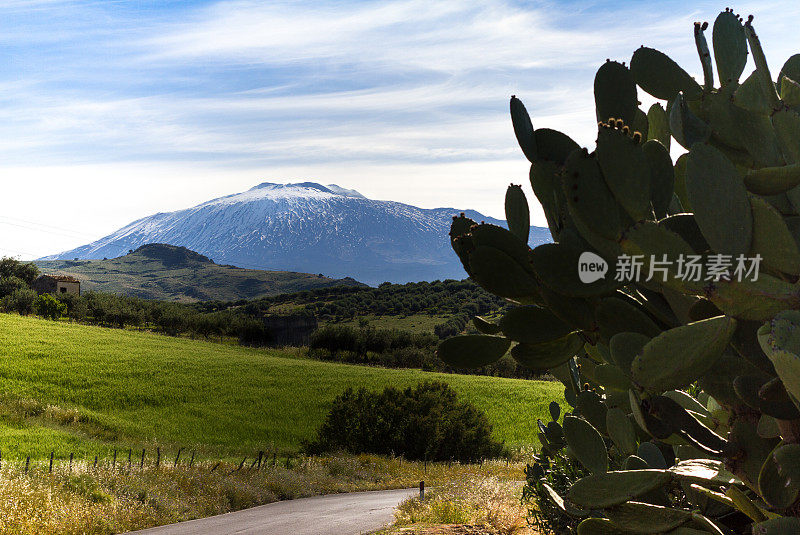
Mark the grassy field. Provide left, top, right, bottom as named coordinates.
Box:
left=0, top=313, right=562, bottom=461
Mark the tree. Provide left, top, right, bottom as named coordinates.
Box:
left=2, top=287, right=37, bottom=315
left=34, top=293, right=67, bottom=320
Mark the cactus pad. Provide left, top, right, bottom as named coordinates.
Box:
left=436, top=334, right=510, bottom=368
left=632, top=316, right=737, bottom=393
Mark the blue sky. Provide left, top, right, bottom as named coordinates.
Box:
left=0, top=0, right=797, bottom=258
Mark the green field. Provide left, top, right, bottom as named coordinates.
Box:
left=0, top=313, right=562, bottom=461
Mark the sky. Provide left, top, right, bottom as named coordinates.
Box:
left=0, top=0, right=797, bottom=259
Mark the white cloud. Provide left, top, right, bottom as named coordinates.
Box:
left=2, top=0, right=800, bottom=260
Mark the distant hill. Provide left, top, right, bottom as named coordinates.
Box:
left=35, top=243, right=365, bottom=302
left=42, top=182, right=552, bottom=285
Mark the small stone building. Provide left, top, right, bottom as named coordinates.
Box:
left=32, top=275, right=81, bottom=296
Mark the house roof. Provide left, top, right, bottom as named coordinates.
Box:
left=38, top=274, right=80, bottom=283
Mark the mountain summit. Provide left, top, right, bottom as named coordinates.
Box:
left=45, top=182, right=551, bottom=285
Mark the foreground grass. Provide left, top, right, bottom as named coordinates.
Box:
left=0, top=313, right=562, bottom=459
left=0, top=454, right=526, bottom=535
left=378, top=476, right=534, bottom=535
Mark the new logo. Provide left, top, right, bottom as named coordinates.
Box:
left=578, top=251, right=608, bottom=284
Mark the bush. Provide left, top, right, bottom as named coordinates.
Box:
left=523, top=451, right=587, bottom=535
left=1, top=287, right=37, bottom=315
left=34, top=293, right=67, bottom=320
left=304, top=381, right=504, bottom=463
left=232, top=317, right=273, bottom=346
left=57, top=293, right=88, bottom=320
left=0, top=276, right=27, bottom=299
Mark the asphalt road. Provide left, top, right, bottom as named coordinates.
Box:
left=125, top=488, right=419, bottom=535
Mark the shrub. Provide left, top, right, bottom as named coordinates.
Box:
left=1, top=287, right=37, bottom=315
left=304, top=381, right=504, bottom=463
left=232, top=317, right=273, bottom=347
left=0, top=276, right=27, bottom=299
left=57, top=293, right=88, bottom=320
left=34, top=293, right=67, bottom=320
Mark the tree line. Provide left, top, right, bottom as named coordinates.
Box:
left=308, top=324, right=542, bottom=379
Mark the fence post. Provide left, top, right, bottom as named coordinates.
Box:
left=69, top=452, right=73, bottom=472
left=93, top=456, right=98, bottom=470
left=128, top=449, right=132, bottom=471
left=174, top=447, right=183, bottom=467
left=113, top=449, right=117, bottom=469
left=49, top=451, right=54, bottom=473
left=25, top=456, right=30, bottom=473
left=189, top=450, right=195, bottom=468
left=419, top=481, right=425, bottom=501
left=156, top=447, right=161, bottom=469
left=0, top=447, right=3, bottom=470
left=257, top=451, right=263, bottom=470
left=272, top=451, right=277, bottom=467
left=140, top=448, right=145, bottom=469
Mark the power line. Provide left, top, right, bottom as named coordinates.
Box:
left=0, top=217, right=99, bottom=241
left=0, top=245, right=42, bottom=259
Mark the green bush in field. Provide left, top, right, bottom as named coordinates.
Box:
left=2, top=287, right=37, bottom=315
left=56, top=292, right=88, bottom=320
left=34, top=293, right=67, bottom=320
left=0, top=275, right=27, bottom=298
left=304, top=381, right=505, bottom=462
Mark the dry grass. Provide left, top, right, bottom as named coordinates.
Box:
left=379, top=476, right=537, bottom=535
left=0, top=455, right=527, bottom=534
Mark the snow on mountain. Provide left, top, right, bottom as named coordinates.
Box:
left=44, top=182, right=552, bottom=285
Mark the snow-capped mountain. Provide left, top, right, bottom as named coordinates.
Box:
left=45, top=182, right=552, bottom=285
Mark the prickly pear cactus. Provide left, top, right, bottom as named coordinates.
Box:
left=440, top=9, right=800, bottom=535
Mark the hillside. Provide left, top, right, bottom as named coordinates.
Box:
left=35, top=243, right=365, bottom=302
left=0, top=313, right=562, bottom=460
left=43, top=182, right=552, bottom=285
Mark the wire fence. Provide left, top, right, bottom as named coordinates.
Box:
left=0, top=446, right=309, bottom=476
